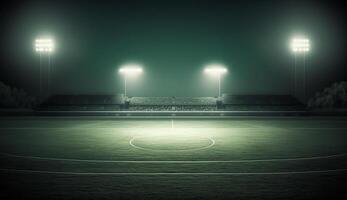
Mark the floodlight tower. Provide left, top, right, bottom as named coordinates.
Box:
left=291, top=37, right=310, bottom=99
left=35, top=38, right=54, bottom=100
left=204, top=64, right=228, bottom=99
left=119, top=64, right=143, bottom=98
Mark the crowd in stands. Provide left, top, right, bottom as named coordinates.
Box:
left=0, top=81, right=36, bottom=108
left=128, top=105, right=217, bottom=111
left=308, top=81, right=347, bottom=109
left=5, top=79, right=345, bottom=112
left=37, top=94, right=305, bottom=111
left=126, top=97, right=218, bottom=111
left=128, top=97, right=217, bottom=106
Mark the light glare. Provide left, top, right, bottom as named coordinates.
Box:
left=35, top=38, right=54, bottom=53
left=204, top=64, right=227, bottom=75
left=291, top=38, right=310, bottom=53
left=119, top=64, right=143, bottom=75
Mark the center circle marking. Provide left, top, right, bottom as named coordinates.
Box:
left=129, top=136, right=215, bottom=151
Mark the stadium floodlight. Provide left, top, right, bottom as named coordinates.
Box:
left=290, top=37, right=310, bottom=100
left=119, top=64, right=143, bottom=97
left=34, top=37, right=55, bottom=101
left=204, top=64, right=228, bottom=99
left=204, top=67, right=227, bottom=75
left=291, top=38, right=310, bottom=53
left=119, top=66, right=143, bottom=75
left=35, top=38, right=54, bottom=53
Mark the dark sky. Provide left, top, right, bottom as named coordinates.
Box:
left=0, top=0, right=346, bottom=97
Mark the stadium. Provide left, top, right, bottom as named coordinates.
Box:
left=1, top=1, right=347, bottom=200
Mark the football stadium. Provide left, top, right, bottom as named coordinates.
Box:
left=1, top=1, right=347, bottom=199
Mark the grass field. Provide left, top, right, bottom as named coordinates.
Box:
left=1, top=117, right=347, bottom=199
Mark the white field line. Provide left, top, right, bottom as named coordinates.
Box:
left=1, top=127, right=347, bottom=130
left=35, top=110, right=308, bottom=114
left=128, top=137, right=215, bottom=152
left=1, top=168, right=347, bottom=175
left=1, top=152, right=347, bottom=163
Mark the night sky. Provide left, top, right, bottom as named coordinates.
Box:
left=1, top=0, right=346, bottom=97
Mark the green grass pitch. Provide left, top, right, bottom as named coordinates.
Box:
left=1, top=117, right=347, bottom=199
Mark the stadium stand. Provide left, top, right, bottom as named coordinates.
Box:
left=37, top=94, right=305, bottom=112
left=222, top=94, right=305, bottom=111
left=128, top=97, right=218, bottom=111
left=38, top=95, right=125, bottom=111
